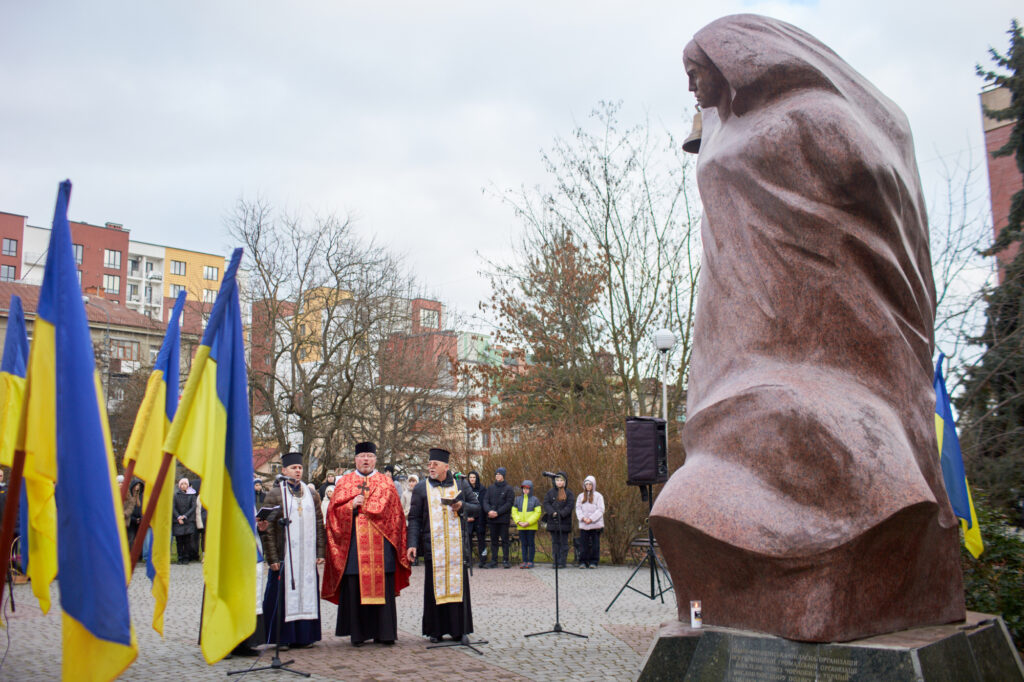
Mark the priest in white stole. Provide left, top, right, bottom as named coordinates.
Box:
left=260, top=452, right=326, bottom=648
left=406, top=448, right=480, bottom=643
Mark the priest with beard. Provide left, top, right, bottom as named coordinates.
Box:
left=406, top=448, right=480, bottom=643
left=260, top=452, right=326, bottom=648
left=322, top=442, right=410, bottom=646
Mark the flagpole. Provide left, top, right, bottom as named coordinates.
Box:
left=0, top=448, right=27, bottom=596
left=128, top=452, right=174, bottom=572
left=120, top=459, right=137, bottom=503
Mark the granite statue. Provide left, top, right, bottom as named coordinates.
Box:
left=650, top=14, right=965, bottom=642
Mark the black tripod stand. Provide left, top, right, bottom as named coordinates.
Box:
left=427, top=494, right=488, bottom=655
left=606, top=484, right=673, bottom=612
left=230, top=479, right=310, bottom=677
left=526, top=514, right=587, bottom=639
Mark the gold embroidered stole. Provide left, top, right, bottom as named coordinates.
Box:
left=354, top=473, right=387, bottom=605
left=426, top=479, right=463, bottom=604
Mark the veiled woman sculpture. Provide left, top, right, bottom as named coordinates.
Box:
left=650, top=14, right=965, bottom=642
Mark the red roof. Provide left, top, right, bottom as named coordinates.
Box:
left=0, top=281, right=166, bottom=332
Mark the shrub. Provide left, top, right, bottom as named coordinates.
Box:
left=960, top=491, right=1024, bottom=654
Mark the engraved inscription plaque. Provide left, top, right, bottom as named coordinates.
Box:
left=727, top=639, right=858, bottom=681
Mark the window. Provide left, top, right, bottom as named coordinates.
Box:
left=109, top=339, right=139, bottom=362
left=77, top=269, right=82, bottom=284
left=145, top=260, right=154, bottom=273
left=203, top=288, right=217, bottom=303
left=127, top=283, right=139, bottom=301
left=103, top=274, right=120, bottom=295
left=2, top=238, right=17, bottom=257
left=0, top=265, right=15, bottom=282
left=73, top=244, right=83, bottom=265
left=169, top=283, right=185, bottom=297
left=203, top=265, right=219, bottom=280
left=128, top=258, right=140, bottom=276
left=481, top=431, right=491, bottom=448
left=420, top=308, right=440, bottom=329
left=145, top=285, right=153, bottom=303
left=170, top=260, right=186, bottom=276
left=104, top=249, right=121, bottom=269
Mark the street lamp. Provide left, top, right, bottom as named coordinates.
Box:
left=653, top=328, right=676, bottom=422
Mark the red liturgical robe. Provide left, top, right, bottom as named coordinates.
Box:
left=322, top=471, right=410, bottom=605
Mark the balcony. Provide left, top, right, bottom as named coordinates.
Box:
left=147, top=271, right=163, bottom=280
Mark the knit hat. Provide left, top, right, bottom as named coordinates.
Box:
left=521, top=480, right=533, bottom=489
left=496, top=467, right=507, bottom=477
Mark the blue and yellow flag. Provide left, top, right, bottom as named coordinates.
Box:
left=123, top=290, right=186, bottom=635
left=934, top=353, right=983, bottom=558
left=20, top=180, right=137, bottom=680
left=164, top=247, right=256, bottom=663
left=0, top=295, right=28, bottom=466
left=0, top=296, right=34, bottom=593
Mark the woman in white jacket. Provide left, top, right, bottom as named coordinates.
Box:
left=575, top=475, right=605, bottom=569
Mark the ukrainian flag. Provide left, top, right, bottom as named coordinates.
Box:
left=164, top=247, right=256, bottom=663
left=123, top=290, right=186, bottom=635
left=14, top=287, right=61, bottom=616
left=934, top=353, right=983, bottom=558
left=0, top=295, right=28, bottom=466
left=21, top=180, right=137, bottom=680
left=0, top=295, right=31, bottom=591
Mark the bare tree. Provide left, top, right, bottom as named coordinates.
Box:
left=480, top=101, right=701, bottom=435
left=229, top=197, right=465, bottom=478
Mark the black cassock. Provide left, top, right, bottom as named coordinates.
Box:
left=406, top=474, right=480, bottom=639
left=334, top=515, right=399, bottom=644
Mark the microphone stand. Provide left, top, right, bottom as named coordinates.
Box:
left=427, top=491, right=488, bottom=655
left=526, top=511, right=587, bottom=639
left=230, top=478, right=310, bottom=677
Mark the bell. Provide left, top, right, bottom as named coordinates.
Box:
left=682, top=108, right=702, bottom=154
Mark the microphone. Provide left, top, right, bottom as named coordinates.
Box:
left=275, top=474, right=293, bottom=484
left=543, top=471, right=558, bottom=478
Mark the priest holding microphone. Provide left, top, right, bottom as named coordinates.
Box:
left=322, top=442, right=410, bottom=647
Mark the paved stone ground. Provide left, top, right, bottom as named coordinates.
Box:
left=0, top=560, right=678, bottom=681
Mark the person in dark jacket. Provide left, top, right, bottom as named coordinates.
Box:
left=254, top=478, right=266, bottom=508
left=482, top=467, right=514, bottom=568
left=124, top=478, right=144, bottom=550
left=464, top=471, right=487, bottom=567
left=543, top=472, right=574, bottom=568
left=172, top=477, right=197, bottom=564
left=406, top=448, right=481, bottom=643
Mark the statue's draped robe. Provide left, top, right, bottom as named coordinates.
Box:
left=651, top=14, right=964, bottom=642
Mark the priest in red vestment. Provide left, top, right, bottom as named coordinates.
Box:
left=322, top=442, right=410, bottom=646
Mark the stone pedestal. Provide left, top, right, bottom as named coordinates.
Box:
left=638, top=612, right=1023, bottom=681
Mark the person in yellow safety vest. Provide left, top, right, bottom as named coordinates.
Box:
left=511, top=480, right=543, bottom=568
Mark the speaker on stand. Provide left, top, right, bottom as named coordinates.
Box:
left=606, top=416, right=674, bottom=611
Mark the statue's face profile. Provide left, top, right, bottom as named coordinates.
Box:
left=683, top=41, right=726, bottom=110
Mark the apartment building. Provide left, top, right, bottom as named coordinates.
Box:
left=0, top=207, right=228, bottom=336
left=981, top=85, right=1021, bottom=280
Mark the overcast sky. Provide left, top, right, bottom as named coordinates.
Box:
left=1, top=1, right=1018, bottom=331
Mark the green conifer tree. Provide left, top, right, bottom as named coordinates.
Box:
left=957, top=20, right=1024, bottom=513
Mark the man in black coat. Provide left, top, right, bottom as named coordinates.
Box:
left=406, top=448, right=480, bottom=643
left=481, top=467, right=514, bottom=568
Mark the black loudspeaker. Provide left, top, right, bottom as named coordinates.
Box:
left=626, top=416, right=668, bottom=485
